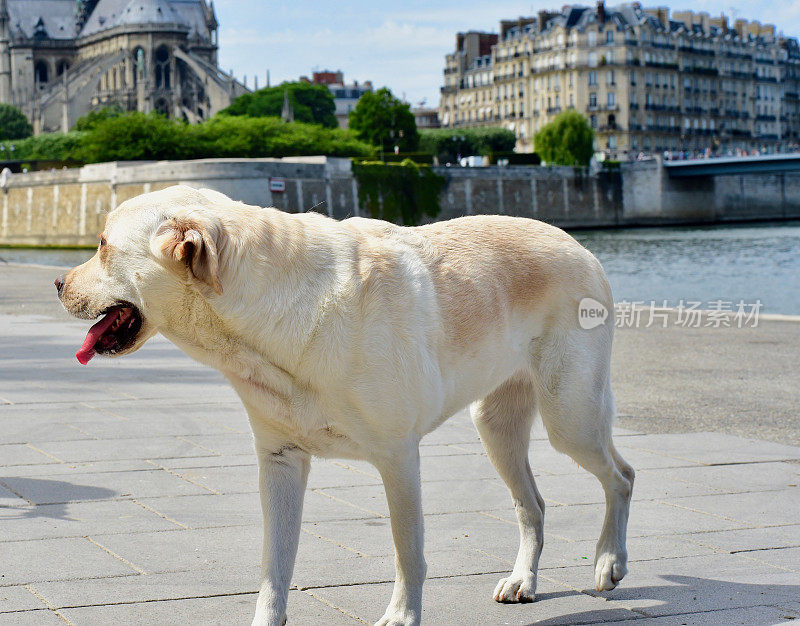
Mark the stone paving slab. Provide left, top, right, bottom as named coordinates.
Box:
left=0, top=537, right=138, bottom=585
left=544, top=555, right=800, bottom=618
left=3, top=283, right=800, bottom=624
left=0, top=609, right=67, bottom=625
left=0, top=586, right=49, bottom=613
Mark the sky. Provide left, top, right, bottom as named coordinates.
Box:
left=214, top=1, right=800, bottom=108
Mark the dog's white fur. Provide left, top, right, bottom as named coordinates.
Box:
left=58, top=185, right=634, bottom=625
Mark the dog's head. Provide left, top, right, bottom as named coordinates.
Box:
left=56, top=185, right=229, bottom=364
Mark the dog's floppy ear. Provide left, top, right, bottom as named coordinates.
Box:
left=151, top=214, right=223, bottom=295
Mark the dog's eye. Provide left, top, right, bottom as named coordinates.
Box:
left=99, top=235, right=107, bottom=247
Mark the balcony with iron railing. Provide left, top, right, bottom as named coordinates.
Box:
left=645, top=61, right=679, bottom=70
left=678, top=46, right=716, bottom=56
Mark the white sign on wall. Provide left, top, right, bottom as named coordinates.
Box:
left=269, top=178, right=286, bottom=193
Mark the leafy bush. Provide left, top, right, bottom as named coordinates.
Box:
left=74, top=104, right=125, bottom=131
left=378, top=152, right=434, bottom=164
left=72, top=112, right=193, bottom=162
left=0, top=104, right=33, bottom=141
left=351, top=159, right=444, bottom=225
left=0, top=110, right=374, bottom=165
left=220, top=82, right=338, bottom=128
left=188, top=115, right=373, bottom=159
left=419, top=128, right=516, bottom=163
left=533, top=110, right=594, bottom=166
left=486, top=151, right=541, bottom=166
left=349, top=88, right=419, bottom=152
left=68, top=112, right=372, bottom=163
left=0, top=132, right=85, bottom=160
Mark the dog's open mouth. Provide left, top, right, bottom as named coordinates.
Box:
left=75, top=304, right=143, bottom=365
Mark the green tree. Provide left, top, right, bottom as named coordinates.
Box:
left=220, top=82, right=337, bottom=128
left=348, top=88, right=419, bottom=153
left=533, top=110, right=594, bottom=166
left=0, top=104, right=33, bottom=141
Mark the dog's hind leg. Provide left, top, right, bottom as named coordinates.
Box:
left=471, top=375, right=544, bottom=603
left=536, top=333, right=634, bottom=592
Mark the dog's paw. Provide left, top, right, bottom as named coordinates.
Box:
left=493, top=573, right=537, bottom=603
left=374, top=608, right=420, bottom=626
left=594, top=552, right=627, bottom=591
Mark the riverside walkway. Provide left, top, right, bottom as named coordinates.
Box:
left=1, top=263, right=799, bottom=625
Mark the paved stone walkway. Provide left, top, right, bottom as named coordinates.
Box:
left=1, top=266, right=799, bottom=624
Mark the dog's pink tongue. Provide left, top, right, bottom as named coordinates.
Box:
left=75, top=310, right=117, bottom=365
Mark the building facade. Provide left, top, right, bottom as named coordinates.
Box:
left=411, top=107, right=441, bottom=129
left=304, top=70, right=372, bottom=128
left=439, top=3, right=800, bottom=158
left=0, top=0, right=248, bottom=133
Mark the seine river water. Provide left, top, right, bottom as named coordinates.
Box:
left=2, top=220, right=799, bottom=314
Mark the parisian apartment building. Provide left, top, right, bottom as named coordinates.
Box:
left=439, top=2, right=800, bottom=158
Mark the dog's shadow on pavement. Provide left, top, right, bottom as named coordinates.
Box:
left=527, top=574, right=800, bottom=624
left=0, top=477, right=116, bottom=520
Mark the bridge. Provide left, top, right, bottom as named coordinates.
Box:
left=664, top=153, right=800, bottom=177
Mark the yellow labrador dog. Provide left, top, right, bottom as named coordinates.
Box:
left=56, top=185, right=633, bottom=625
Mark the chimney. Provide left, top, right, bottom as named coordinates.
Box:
left=537, top=11, right=548, bottom=32
left=597, top=1, right=606, bottom=24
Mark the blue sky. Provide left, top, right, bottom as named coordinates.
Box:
left=214, top=1, right=800, bottom=107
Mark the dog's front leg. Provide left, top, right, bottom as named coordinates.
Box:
left=373, top=442, right=426, bottom=626
left=251, top=441, right=310, bottom=626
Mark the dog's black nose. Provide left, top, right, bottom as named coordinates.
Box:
left=54, top=275, right=64, bottom=294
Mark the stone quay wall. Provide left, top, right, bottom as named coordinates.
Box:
left=0, top=156, right=797, bottom=247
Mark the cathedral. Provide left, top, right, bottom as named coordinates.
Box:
left=0, top=0, right=248, bottom=133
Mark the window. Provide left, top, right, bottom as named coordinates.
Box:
left=588, top=31, right=597, bottom=47
left=34, top=61, right=49, bottom=85
left=606, top=30, right=614, bottom=44
left=588, top=52, right=598, bottom=67
left=589, top=92, right=597, bottom=107
left=607, top=70, right=615, bottom=85
left=590, top=114, right=598, bottom=128
left=588, top=71, right=597, bottom=86
left=607, top=92, right=616, bottom=107
left=154, top=46, right=171, bottom=89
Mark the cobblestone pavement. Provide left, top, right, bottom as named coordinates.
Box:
left=1, top=263, right=799, bottom=625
